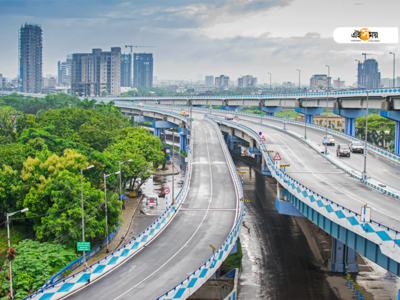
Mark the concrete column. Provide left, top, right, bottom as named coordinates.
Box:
left=294, top=107, right=324, bottom=125
left=178, top=127, right=188, bottom=151
left=305, top=114, right=314, bottom=124
left=332, top=109, right=366, bottom=137
left=277, top=182, right=283, bottom=200
left=153, top=128, right=161, bottom=138
left=260, top=106, right=282, bottom=115
left=380, top=110, right=400, bottom=155
left=328, top=237, right=358, bottom=273
left=255, top=154, right=262, bottom=164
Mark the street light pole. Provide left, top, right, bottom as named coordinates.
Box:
left=390, top=52, right=396, bottom=88
left=268, top=72, right=272, bottom=94
left=119, top=159, right=132, bottom=210
left=355, top=60, right=361, bottom=89
left=6, top=208, right=29, bottom=300
left=359, top=87, right=369, bottom=180
left=284, top=87, right=287, bottom=130
left=304, top=89, right=308, bottom=139
left=104, top=171, right=120, bottom=253
left=80, top=165, right=94, bottom=269
left=325, top=65, right=330, bottom=155
left=172, top=128, right=175, bottom=204
left=296, top=69, right=301, bottom=92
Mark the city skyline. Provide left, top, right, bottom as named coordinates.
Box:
left=0, top=0, right=399, bottom=85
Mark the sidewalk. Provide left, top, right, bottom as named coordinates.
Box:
left=71, top=195, right=142, bottom=275
left=153, top=164, right=180, bottom=176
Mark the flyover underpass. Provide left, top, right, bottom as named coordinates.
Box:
left=64, top=119, right=239, bottom=300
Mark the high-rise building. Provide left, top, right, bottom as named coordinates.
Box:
left=357, top=59, right=381, bottom=89
left=57, top=55, right=72, bottom=86
left=333, top=78, right=345, bottom=89
left=309, top=74, right=331, bottom=89
left=71, top=47, right=121, bottom=96
left=0, top=74, right=3, bottom=89
left=215, top=75, right=229, bottom=88
left=238, top=75, right=257, bottom=88
left=19, top=23, right=42, bottom=93
left=396, top=77, right=400, bottom=88
left=133, top=53, right=153, bottom=88
left=205, top=76, right=214, bottom=86
left=120, top=53, right=131, bottom=87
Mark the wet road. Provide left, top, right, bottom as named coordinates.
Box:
left=235, top=158, right=339, bottom=300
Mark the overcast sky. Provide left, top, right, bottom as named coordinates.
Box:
left=0, top=0, right=399, bottom=85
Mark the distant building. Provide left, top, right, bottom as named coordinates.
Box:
left=238, top=75, right=257, bottom=88
left=298, top=114, right=345, bottom=129
left=357, top=59, right=381, bottom=89
left=57, top=55, right=72, bottom=86
left=215, top=75, right=229, bottom=88
left=20, top=23, right=43, bottom=93
left=43, top=76, right=57, bottom=87
left=194, top=85, right=213, bottom=93
left=133, top=53, right=153, bottom=88
left=205, top=76, right=214, bottom=86
left=397, top=77, right=400, bottom=88
left=120, top=53, right=131, bottom=87
left=71, top=47, right=121, bottom=96
left=310, top=74, right=331, bottom=90
left=283, top=81, right=296, bottom=89
left=381, top=78, right=391, bottom=88
left=333, top=78, right=345, bottom=89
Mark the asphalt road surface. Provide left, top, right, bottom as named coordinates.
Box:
left=66, top=119, right=238, bottom=299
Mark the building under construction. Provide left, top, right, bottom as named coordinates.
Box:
left=357, top=59, right=381, bottom=90
left=71, top=48, right=121, bottom=97
left=19, top=23, right=42, bottom=93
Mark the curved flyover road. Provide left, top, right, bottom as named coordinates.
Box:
left=66, top=119, right=238, bottom=299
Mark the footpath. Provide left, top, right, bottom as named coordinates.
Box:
left=153, top=164, right=179, bottom=176
left=71, top=195, right=142, bottom=275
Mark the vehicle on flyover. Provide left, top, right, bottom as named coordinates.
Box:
left=225, top=114, right=234, bottom=120
left=322, top=135, right=335, bottom=146
left=180, top=111, right=187, bottom=116
left=349, top=141, right=365, bottom=153
left=336, top=144, right=351, bottom=157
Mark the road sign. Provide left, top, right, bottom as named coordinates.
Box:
left=259, top=132, right=262, bottom=136
left=260, top=114, right=264, bottom=117
left=77, top=242, right=90, bottom=252
left=260, top=136, right=266, bottom=142
left=238, top=171, right=246, bottom=174
left=273, top=152, right=282, bottom=160
left=240, top=199, right=250, bottom=202
left=189, top=118, right=194, bottom=121
left=219, top=121, right=223, bottom=125
left=364, top=148, right=368, bottom=156
left=264, top=150, right=274, bottom=153
left=210, top=244, right=216, bottom=251
left=280, top=164, right=290, bottom=168
left=164, top=188, right=170, bottom=195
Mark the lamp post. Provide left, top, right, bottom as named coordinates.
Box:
left=268, top=72, right=272, bottom=94
left=390, top=52, right=396, bottom=88
left=171, top=128, right=175, bottom=204
left=304, top=89, right=308, bottom=139
left=296, top=69, right=301, bottom=91
left=103, top=171, right=120, bottom=253
left=325, top=65, right=330, bottom=155
left=284, top=87, right=287, bottom=130
left=80, top=165, right=94, bottom=269
left=119, top=159, right=132, bottom=210
left=6, top=208, right=29, bottom=300
left=355, top=60, right=361, bottom=89
left=360, top=87, right=369, bottom=179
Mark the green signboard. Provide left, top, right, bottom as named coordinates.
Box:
left=189, top=118, right=194, bottom=121
left=77, top=242, right=91, bottom=251
left=260, top=114, right=264, bottom=117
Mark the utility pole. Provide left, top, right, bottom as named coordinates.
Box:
left=355, top=59, right=361, bottom=89
left=125, top=45, right=155, bottom=87
left=390, top=52, right=396, bottom=88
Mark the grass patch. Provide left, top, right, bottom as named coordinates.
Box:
left=221, top=238, right=242, bottom=275
left=0, top=226, right=26, bottom=253
left=274, top=110, right=298, bottom=119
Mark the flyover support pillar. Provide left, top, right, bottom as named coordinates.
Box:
left=332, top=109, right=366, bottom=137
left=260, top=106, right=282, bottom=116
left=380, top=110, right=400, bottom=155
left=328, top=237, right=358, bottom=273
left=294, top=107, right=324, bottom=125
left=261, top=155, right=271, bottom=176
left=153, top=128, right=161, bottom=139
left=178, top=127, right=188, bottom=151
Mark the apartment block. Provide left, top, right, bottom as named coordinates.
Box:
left=71, top=47, right=121, bottom=96
left=238, top=75, right=257, bottom=88
left=357, top=59, right=381, bottom=90
left=121, top=53, right=132, bottom=87
left=133, top=53, right=153, bottom=88
left=215, top=75, right=230, bottom=88
left=205, top=76, right=214, bottom=86
left=19, top=23, right=42, bottom=93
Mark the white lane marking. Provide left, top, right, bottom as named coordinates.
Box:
left=263, top=125, right=400, bottom=223
left=112, top=121, right=215, bottom=300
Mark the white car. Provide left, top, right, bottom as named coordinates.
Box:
left=322, top=135, right=335, bottom=146
left=225, top=115, right=234, bottom=120
left=349, top=141, right=364, bottom=153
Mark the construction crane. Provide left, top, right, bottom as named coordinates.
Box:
left=124, top=46, right=155, bottom=87
left=361, top=53, right=373, bottom=61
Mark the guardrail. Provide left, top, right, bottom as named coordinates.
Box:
left=210, top=116, right=400, bottom=235
left=45, top=223, right=121, bottom=286
left=156, top=104, right=400, bottom=164
left=155, top=117, right=244, bottom=299
left=24, top=132, right=194, bottom=300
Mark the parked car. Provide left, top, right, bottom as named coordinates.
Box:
left=225, top=114, right=234, bottom=120
left=336, top=144, right=351, bottom=157
left=349, top=141, right=364, bottom=153
left=322, top=135, right=335, bottom=146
